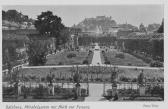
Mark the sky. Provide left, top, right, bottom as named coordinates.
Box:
left=3, top=5, right=164, bottom=27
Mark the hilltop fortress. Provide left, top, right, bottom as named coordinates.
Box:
left=75, top=16, right=119, bottom=36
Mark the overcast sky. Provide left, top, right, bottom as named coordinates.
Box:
left=3, top=5, right=164, bottom=27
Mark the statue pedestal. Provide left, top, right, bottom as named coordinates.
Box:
left=139, top=86, right=146, bottom=96
left=48, top=84, right=54, bottom=96
left=112, top=83, right=118, bottom=97
left=112, top=87, right=117, bottom=97
left=76, top=83, right=81, bottom=97
left=18, top=82, right=22, bottom=96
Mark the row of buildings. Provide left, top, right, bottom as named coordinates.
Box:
left=75, top=16, right=162, bottom=37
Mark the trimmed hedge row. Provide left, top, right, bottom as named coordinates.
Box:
left=117, top=39, right=163, bottom=62
left=78, top=35, right=116, bottom=46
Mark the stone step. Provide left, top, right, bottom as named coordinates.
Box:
left=85, top=97, right=108, bottom=101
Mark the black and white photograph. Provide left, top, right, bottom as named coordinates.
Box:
left=1, top=4, right=164, bottom=103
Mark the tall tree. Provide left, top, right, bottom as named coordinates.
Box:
left=139, top=23, right=147, bottom=33
left=2, top=10, right=6, bottom=20
left=157, top=19, right=164, bottom=33
left=59, top=28, right=70, bottom=45
left=27, top=11, right=67, bottom=65
left=5, top=10, right=21, bottom=23
left=27, top=38, right=49, bottom=66
left=34, top=11, right=65, bottom=37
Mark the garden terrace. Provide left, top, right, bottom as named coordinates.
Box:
left=118, top=32, right=163, bottom=40
left=117, top=33, right=164, bottom=66
left=102, top=49, right=148, bottom=66
left=2, top=30, right=31, bottom=68
left=46, top=50, right=93, bottom=65
left=78, top=35, right=116, bottom=46
left=3, top=29, right=37, bottom=37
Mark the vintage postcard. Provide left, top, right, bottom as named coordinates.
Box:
left=0, top=0, right=167, bottom=109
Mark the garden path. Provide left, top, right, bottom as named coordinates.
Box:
left=84, top=83, right=108, bottom=101
left=91, top=43, right=102, bottom=65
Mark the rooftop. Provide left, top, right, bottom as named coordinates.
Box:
left=119, top=32, right=163, bottom=40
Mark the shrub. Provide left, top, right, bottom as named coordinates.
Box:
left=132, top=78, right=137, bottom=82
left=104, top=61, right=110, bottom=64
left=81, top=89, right=87, bottom=97
left=104, top=56, right=108, bottom=61
left=67, top=53, right=76, bottom=58
left=95, top=78, right=101, bottom=82
left=102, top=50, right=105, bottom=54
left=89, top=50, right=92, bottom=54
left=119, top=76, right=130, bottom=82
left=115, top=53, right=125, bottom=59
left=127, top=63, right=132, bottom=66
left=58, top=61, right=63, bottom=65
left=54, top=86, right=62, bottom=93
left=49, top=50, right=52, bottom=54
left=150, top=61, right=163, bottom=67
left=126, top=51, right=152, bottom=63
left=151, top=86, right=164, bottom=99
left=33, top=84, right=45, bottom=99
left=3, top=87, right=15, bottom=96
left=83, top=60, right=89, bottom=64
left=41, top=77, right=45, bottom=82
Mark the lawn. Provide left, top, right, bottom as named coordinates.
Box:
left=46, top=50, right=93, bottom=65
left=104, top=49, right=149, bottom=66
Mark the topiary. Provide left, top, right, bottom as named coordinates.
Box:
left=104, top=61, right=110, bottom=64
left=58, top=62, right=63, bottom=65
left=150, top=61, right=163, bottom=67
left=67, top=53, right=76, bottom=58
left=115, top=53, right=125, bottom=59
left=83, top=60, right=89, bottom=64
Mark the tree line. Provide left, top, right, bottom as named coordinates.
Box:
left=117, top=37, right=163, bottom=66
left=78, top=34, right=116, bottom=46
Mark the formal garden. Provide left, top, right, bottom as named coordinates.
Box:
left=2, top=9, right=164, bottom=102
left=45, top=49, right=93, bottom=65
left=117, top=33, right=164, bottom=67
left=101, top=49, right=149, bottom=66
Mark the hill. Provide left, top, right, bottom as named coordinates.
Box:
left=75, top=16, right=117, bottom=34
